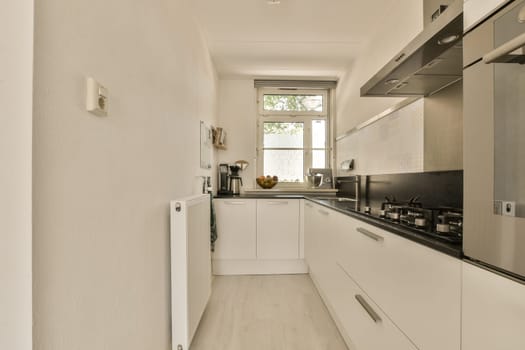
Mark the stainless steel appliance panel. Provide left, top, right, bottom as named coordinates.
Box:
left=360, top=0, right=464, bottom=97
left=493, top=3, right=525, bottom=217
left=463, top=0, right=525, bottom=279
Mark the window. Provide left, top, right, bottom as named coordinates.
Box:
left=262, top=94, right=324, bottom=113
left=257, top=89, right=330, bottom=185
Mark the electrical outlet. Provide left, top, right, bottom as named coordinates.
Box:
left=502, top=201, right=516, bottom=217
left=86, top=77, right=108, bottom=116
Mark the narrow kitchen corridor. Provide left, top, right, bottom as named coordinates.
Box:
left=190, top=275, right=348, bottom=350
left=5, top=1, right=525, bottom=350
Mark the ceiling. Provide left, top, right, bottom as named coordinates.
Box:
left=191, top=0, right=407, bottom=79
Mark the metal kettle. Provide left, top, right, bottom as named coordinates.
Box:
left=229, top=176, right=243, bottom=195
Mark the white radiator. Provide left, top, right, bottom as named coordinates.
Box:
left=170, top=194, right=211, bottom=350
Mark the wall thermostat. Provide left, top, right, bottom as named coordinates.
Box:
left=86, top=77, right=108, bottom=116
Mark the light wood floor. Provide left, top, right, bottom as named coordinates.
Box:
left=190, top=274, right=348, bottom=350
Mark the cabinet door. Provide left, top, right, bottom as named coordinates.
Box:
left=304, top=201, right=317, bottom=266
left=213, top=199, right=256, bottom=260
left=462, top=262, right=525, bottom=350
left=337, top=218, right=461, bottom=350
left=257, top=199, right=299, bottom=259
left=464, top=0, right=508, bottom=32
left=304, top=201, right=335, bottom=276
left=327, top=263, right=418, bottom=350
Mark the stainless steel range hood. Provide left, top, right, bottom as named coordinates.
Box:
left=361, top=0, right=463, bottom=97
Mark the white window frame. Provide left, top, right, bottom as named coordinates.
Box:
left=256, top=88, right=331, bottom=188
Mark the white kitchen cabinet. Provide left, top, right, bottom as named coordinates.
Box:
left=462, top=262, right=525, bottom=350
left=327, top=263, right=418, bottom=350
left=213, top=199, right=257, bottom=260
left=257, top=199, right=300, bottom=259
left=304, top=200, right=461, bottom=350
left=303, top=201, right=314, bottom=262
left=336, top=219, right=461, bottom=350
left=304, top=201, right=325, bottom=276
left=304, top=201, right=354, bottom=346
left=464, top=0, right=509, bottom=32
left=213, top=198, right=306, bottom=275
left=304, top=202, right=418, bottom=350
left=303, top=201, right=343, bottom=279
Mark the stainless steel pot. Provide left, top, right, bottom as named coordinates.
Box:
left=304, top=174, right=323, bottom=188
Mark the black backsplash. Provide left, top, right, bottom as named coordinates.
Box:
left=336, top=170, right=463, bottom=210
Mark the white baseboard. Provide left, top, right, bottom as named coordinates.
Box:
left=212, top=259, right=308, bottom=275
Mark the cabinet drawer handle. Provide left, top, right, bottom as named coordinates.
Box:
left=318, top=209, right=330, bottom=216
left=355, top=294, right=382, bottom=323
left=224, top=201, right=245, bottom=205
left=267, top=201, right=288, bottom=205
left=356, top=227, right=384, bottom=242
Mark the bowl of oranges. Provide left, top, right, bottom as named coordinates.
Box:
left=256, top=175, right=278, bottom=189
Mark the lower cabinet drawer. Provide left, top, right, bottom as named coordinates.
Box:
left=337, top=220, right=461, bottom=350
left=325, top=262, right=417, bottom=350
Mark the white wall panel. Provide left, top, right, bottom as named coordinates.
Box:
left=464, top=0, right=510, bottom=32
left=0, top=1, right=33, bottom=349
left=336, top=99, right=424, bottom=175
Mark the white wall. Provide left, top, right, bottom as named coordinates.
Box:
left=335, top=1, right=423, bottom=135
left=32, top=1, right=218, bottom=349
left=216, top=79, right=258, bottom=189
left=0, top=1, right=33, bottom=349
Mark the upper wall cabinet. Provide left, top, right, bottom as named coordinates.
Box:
left=337, top=89, right=462, bottom=176
left=464, top=0, right=510, bottom=32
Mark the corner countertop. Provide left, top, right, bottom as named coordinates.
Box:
left=243, top=188, right=338, bottom=194
left=213, top=194, right=309, bottom=199
left=214, top=189, right=337, bottom=199
left=212, top=193, right=462, bottom=259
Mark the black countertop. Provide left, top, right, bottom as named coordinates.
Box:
left=212, top=193, right=463, bottom=259
left=305, top=197, right=463, bottom=259
left=213, top=194, right=308, bottom=199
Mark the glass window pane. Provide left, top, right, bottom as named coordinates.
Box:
left=263, top=122, right=303, bottom=148
left=263, top=150, right=303, bottom=182
left=312, top=119, right=326, bottom=148
left=312, top=150, right=326, bottom=168
left=263, top=94, right=324, bottom=112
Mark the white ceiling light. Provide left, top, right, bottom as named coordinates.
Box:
left=267, top=0, right=281, bottom=5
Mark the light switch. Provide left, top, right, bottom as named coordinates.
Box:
left=86, top=77, right=108, bottom=116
